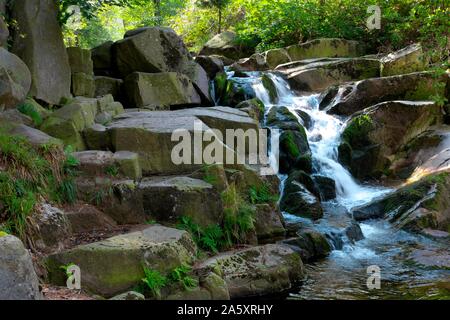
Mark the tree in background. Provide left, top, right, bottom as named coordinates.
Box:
left=196, top=0, right=230, bottom=34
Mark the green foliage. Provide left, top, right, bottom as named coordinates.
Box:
left=168, top=263, right=198, bottom=290
left=105, top=165, right=120, bottom=177
left=141, top=266, right=168, bottom=298
left=0, top=132, right=78, bottom=239
left=249, top=183, right=277, bottom=204
left=60, top=262, right=76, bottom=278
left=17, top=102, right=43, bottom=127
left=177, top=216, right=223, bottom=253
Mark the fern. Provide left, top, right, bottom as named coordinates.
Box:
left=141, top=267, right=167, bottom=299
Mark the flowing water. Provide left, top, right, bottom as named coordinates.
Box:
left=226, top=70, right=450, bottom=299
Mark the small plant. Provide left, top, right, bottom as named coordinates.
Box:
left=17, top=101, right=43, bottom=126
left=145, top=219, right=157, bottom=225
left=249, top=183, right=277, bottom=204
left=141, top=267, right=168, bottom=299
left=60, top=263, right=76, bottom=279
left=177, top=216, right=223, bottom=252
left=105, top=165, right=119, bottom=177
left=168, top=263, right=198, bottom=290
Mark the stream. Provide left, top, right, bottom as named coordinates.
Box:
left=225, top=70, right=450, bottom=300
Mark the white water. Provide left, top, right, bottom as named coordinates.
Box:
left=252, top=73, right=390, bottom=210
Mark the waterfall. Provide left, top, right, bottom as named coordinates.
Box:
left=252, top=72, right=390, bottom=210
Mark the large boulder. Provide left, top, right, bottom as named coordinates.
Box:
left=283, top=58, right=380, bottom=92
left=103, top=107, right=257, bottom=174
left=199, top=31, right=251, bottom=61
left=71, top=73, right=95, bottom=98
left=114, top=27, right=212, bottom=103
left=139, top=176, right=223, bottom=227
left=253, top=204, right=286, bottom=243
left=352, top=171, right=450, bottom=233
left=46, top=225, right=197, bottom=297
left=11, top=0, right=71, bottom=105
left=0, top=48, right=32, bottom=110
left=0, top=235, right=42, bottom=300
left=195, top=55, right=224, bottom=79
left=264, top=48, right=291, bottom=69
left=380, top=43, right=425, bottom=77
left=124, top=72, right=201, bottom=108
left=286, top=38, right=365, bottom=61
left=338, top=101, right=442, bottom=180
left=67, top=47, right=94, bottom=75
left=95, top=76, right=123, bottom=101
left=283, top=229, right=332, bottom=262
left=195, top=244, right=304, bottom=298
left=321, top=71, right=449, bottom=116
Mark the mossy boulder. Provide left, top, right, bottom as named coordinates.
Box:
left=380, top=43, right=425, bottom=77
left=94, top=76, right=124, bottom=101
left=46, top=225, right=197, bottom=297
left=283, top=229, right=332, bottom=262
left=261, top=73, right=279, bottom=103
left=352, top=171, right=450, bottom=233
left=266, top=106, right=303, bottom=131
left=254, top=204, right=286, bottom=243
left=312, top=175, right=336, bottom=201
left=286, top=38, right=365, bottom=61
left=124, top=72, right=201, bottom=109
left=214, top=72, right=256, bottom=107
left=265, top=48, right=291, bottom=69
left=236, top=98, right=265, bottom=122
left=338, top=101, right=442, bottom=180
left=195, top=244, right=304, bottom=298
left=199, top=31, right=252, bottom=61
left=279, top=171, right=323, bottom=220
left=71, top=72, right=96, bottom=98
left=279, top=129, right=312, bottom=174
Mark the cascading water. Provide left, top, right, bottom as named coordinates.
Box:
left=223, top=69, right=450, bottom=299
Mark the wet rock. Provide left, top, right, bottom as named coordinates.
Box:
left=199, top=31, right=252, bottom=61
left=279, top=130, right=312, bottom=174
left=46, top=225, right=197, bottom=297
left=344, top=221, right=364, bottom=242
left=283, top=229, right=332, bottom=262
left=280, top=173, right=323, bottom=220
left=261, top=74, right=279, bottom=103
left=380, top=43, right=425, bottom=77
left=195, top=244, right=304, bottom=298
left=0, top=47, right=32, bottom=110
left=11, top=0, right=71, bottom=105
left=352, top=171, right=450, bottom=233
left=195, top=55, right=224, bottom=79
left=266, top=106, right=303, bottom=131
left=139, top=176, right=223, bottom=227
left=0, top=235, right=42, bottom=300
left=312, top=175, right=336, bottom=201
left=295, top=109, right=313, bottom=129
left=338, top=101, right=442, bottom=180
left=231, top=53, right=269, bottom=72
left=236, top=98, right=265, bottom=122
left=214, top=72, right=256, bottom=107
left=408, top=247, right=450, bottom=270
left=322, top=71, right=448, bottom=116
left=124, top=72, right=201, bottom=109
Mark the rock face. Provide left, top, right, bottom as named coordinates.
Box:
left=283, top=58, right=380, bottom=92
left=91, top=41, right=114, bottom=76
left=380, top=43, right=425, bottom=77
left=124, top=72, right=201, bottom=108
left=67, top=47, right=95, bottom=98
left=139, top=176, right=223, bottom=227
left=194, top=55, right=224, bottom=79
left=95, top=76, right=124, bottom=101
left=253, top=204, right=286, bottom=242
left=0, top=47, right=32, bottom=110
left=283, top=230, right=332, bottom=262
left=0, top=235, right=42, bottom=300
left=352, top=172, right=450, bottom=233
left=199, top=31, right=251, bottom=61
left=11, top=0, right=71, bottom=105
left=46, top=225, right=197, bottom=297
left=338, top=101, right=442, bottom=180
left=195, top=244, right=304, bottom=298
left=321, top=71, right=448, bottom=116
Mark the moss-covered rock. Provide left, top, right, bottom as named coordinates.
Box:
left=352, top=171, right=450, bottom=233
left=46, top=225, right=197, bottom=297
left=283, top=229, right=332, bottom=262
left=261, top=74, right=279, bottom=103
left=279, top=129, right=312, bottom=174
left=380, top=43, right=425, bottom=77
left=214, top=72, right=256, bottom=107
left=236, top=98, right=265, bottom=122
left=265, top=48, right=291, bottom=69
left=199, top=31, right=252, bottom=61
left=254, top=204, right=286, bottom=243
left=195, top=244, right=304, bottom=298
left=286, top=38, right=365, bottom=61
left=338, top=101, right=442, bottom=180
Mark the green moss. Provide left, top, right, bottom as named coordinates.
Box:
left=17, top=101, right=43, bottom=126
left=342, top=114, right=374, bottom=147
left=0, top=231, right=9, bottom=237
left=283, top=131, right=301, bottom=158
